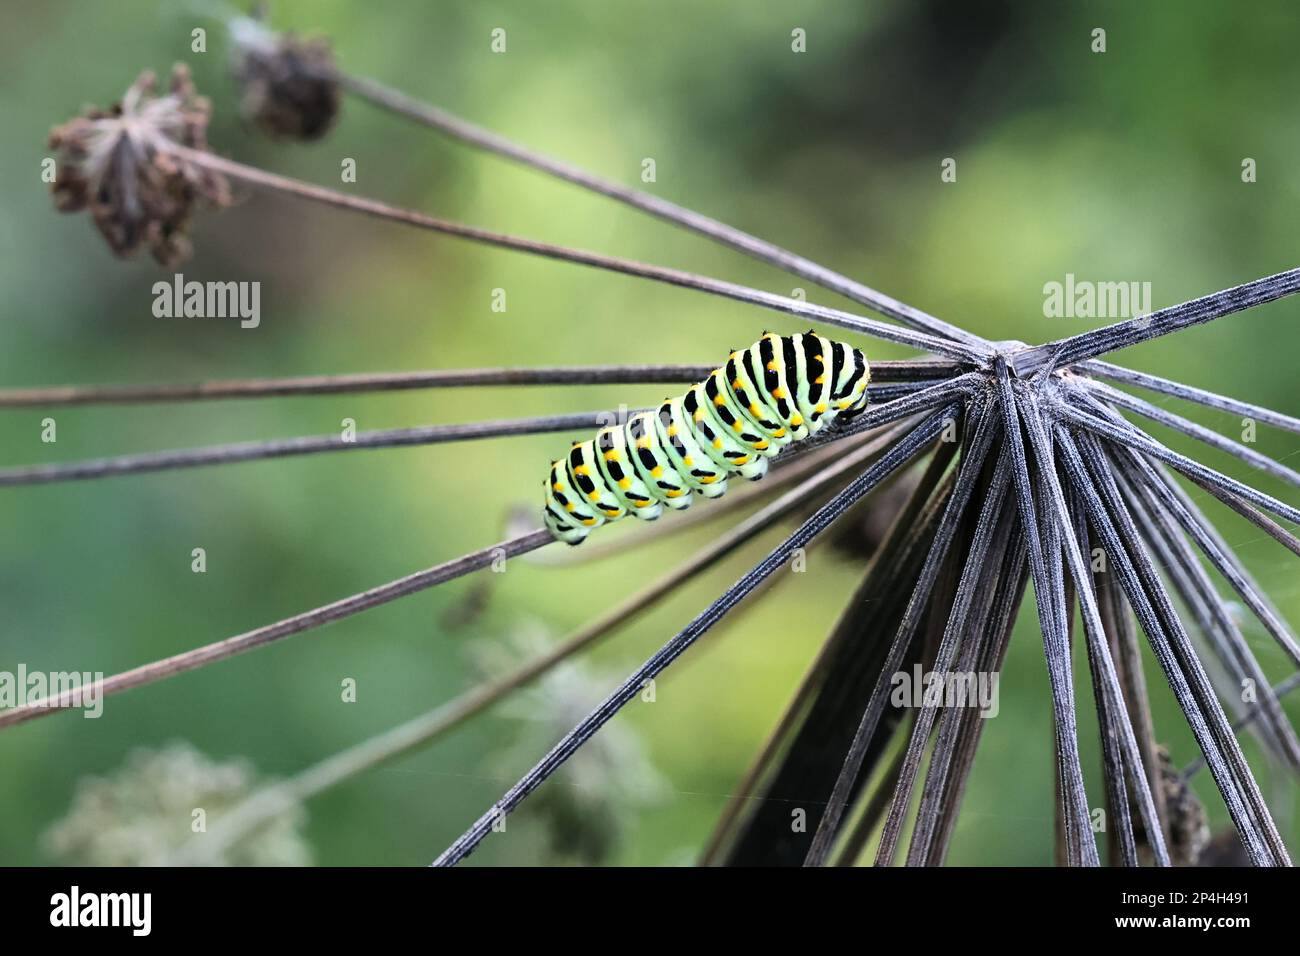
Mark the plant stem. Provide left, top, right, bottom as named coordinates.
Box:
left=0, top=530, right=553, bottom=730
left=1084, top=360, right=1300, bottom=436
left=167, top=424, right=906, bottom=863
left=0, top=411, right=625, bottom=486
left=337, top=71, right=989, bottom=349
left=1085, top=379, right=1300, bottom=489
left=173, top=146, right=987, bottom=363
left=1012, top=269, right=1300, bottom=375
left=0, top=358, right=963, bottom=408
left=431, top=405, right=960, bottom=866
left=803, top=401, right=1000, bottom=865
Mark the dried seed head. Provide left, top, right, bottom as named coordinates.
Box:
left=230, top=18, right=340, bottom=141
left=41, top=741, right=311, bottom=866
left=47, top=65, right=231, bottom=267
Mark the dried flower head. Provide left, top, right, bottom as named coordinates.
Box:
left=47, top=65, right=231, bottom=266
left=230, top=17, right=341, bottom=141
left=42, top=741, right=311, bottom=867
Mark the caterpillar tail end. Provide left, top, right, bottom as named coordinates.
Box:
left=543, top=509, right=589, bottom=545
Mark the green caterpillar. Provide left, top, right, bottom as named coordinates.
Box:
left=543, top=331, right=871, bottom=544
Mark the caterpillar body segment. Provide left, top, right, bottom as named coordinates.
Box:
left=543, top=332, right=871, bottom=544
left=654, top=397, right=729, bottom=497
left=686, top=381, right=769, bottom=479
left=623, top=412, right=692, bottom=511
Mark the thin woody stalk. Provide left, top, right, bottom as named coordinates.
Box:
left=0, top=530, right=553, bottom=730
left=333, top=70, right=988, bottom=348
left=170, top=145, right=986, bottom=363
left=168, top=423, right=907, bottom=863
left=0, top=358, right=957, bottom=408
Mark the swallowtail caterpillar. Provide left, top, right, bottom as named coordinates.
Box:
left=543, top=332, right=870, bottom=544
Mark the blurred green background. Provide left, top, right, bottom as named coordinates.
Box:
left=1, top=0, right=1297, bottom=865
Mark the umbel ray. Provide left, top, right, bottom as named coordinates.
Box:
left=7, top=22, right=1300, bottom=867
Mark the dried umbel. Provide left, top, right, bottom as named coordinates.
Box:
left=230, top=18, right=341, bottom=141
left=42, top=741, right=311, bottom=866
left=48, top=65, right=231, bottom=266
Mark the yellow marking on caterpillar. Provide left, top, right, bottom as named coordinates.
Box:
left=682, top=456, right=694, bottom=466
left=617, top=477, right=632, bottom=490
left=651, top=466, right=664, bottom=478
